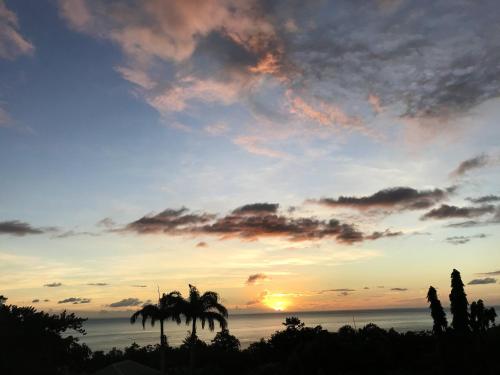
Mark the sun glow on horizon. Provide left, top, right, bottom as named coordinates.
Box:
left=262, top=294, right=291, bottom=311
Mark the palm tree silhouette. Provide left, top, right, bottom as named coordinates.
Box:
left=130, top=292, right=182, bottom=374
left=178, top=284, right=228, bottom=373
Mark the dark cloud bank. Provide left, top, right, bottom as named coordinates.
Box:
left=124, top=203, right=401, bottom=244
left=312, top=187, right=454, bottom=212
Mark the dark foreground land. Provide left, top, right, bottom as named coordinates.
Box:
left=1, top=269, right=498, bottom=375
left=1, top=304, right=500, bottom=375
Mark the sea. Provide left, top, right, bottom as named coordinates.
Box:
left=78, top=308, right=434, bottom=352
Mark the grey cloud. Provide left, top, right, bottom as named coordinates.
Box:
left=232, top=203, right=279, bottom=216
left=312, top=187, right=453, bottom=212
left=88, top=283, right=109, bottom=286
left=52, top=230, right=100, bottom=239
left=468, top=278, right=497, bottom=285
left=445, top=234, right=487, bottom=245
left=109, top=298, right=143, bottom=308
left=246, top=273, right=269, bottom=285
left=97, top=217, right=117, bottom=229
left=0, top=220, right=52, bottom=236
left=421, top=204, right=495, bottom=220
left=58, top=297, right=91, bottom=304
left=319, top=288, right=355, bottom=294
left=467, top=195, right=500, bottom=204
left=125, top=204, right=401, bottom=245
left=390, top=288, right=408, bottom=291
left=131, top=285, right=147, bottom=288
left=451, top=154, right=490, bottom=177
left=479, top=270, right=500, bottom=276
left=44, top=282, right=62, bottom=287
left=32, top=299, right=39, bottom=303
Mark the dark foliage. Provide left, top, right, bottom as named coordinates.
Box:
left=449, top=268, right=470, bottom=333
left=0, top=301, right=90, bottom=375
left=427, top=286, right=448, bottom=334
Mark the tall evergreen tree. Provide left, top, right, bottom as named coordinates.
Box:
left=470, top=299, right=497, bottom=333
left=427, top=286, right=448, bottom=334
left=449, top=269, right=470, bottom=333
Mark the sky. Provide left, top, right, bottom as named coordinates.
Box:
left=1, top=0, right=500, bottom=317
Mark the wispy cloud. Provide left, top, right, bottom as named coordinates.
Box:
left=466, top=195, right=500, bottom=204
left=0, top=0, right=34, bottom=59
left=468, top=278, right=496, bottom=285
left=44, top=282, right=62, bottom=287
left=450, top=154, right=492, bottom=177
left=445, top=234, right=487, bottom=245
left=54, top=0, right=500, bottom=153
left=58, top=297, right=91, bottom=304
left=246, top=273, right=269, bottom=285
left=109, top=298, right=143, bottom=308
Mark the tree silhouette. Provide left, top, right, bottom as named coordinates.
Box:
left=470, top=299, right=497, bottom=333
left=427, top=286, right=448, bottom=334
left=449, top=269, right=470, bottom=333
left=211, top=328, right=240, bottom=352
left=176, top=284, right=228, bottom=373
left=130, top=292, right=182, bottom=374
left=283, top=316, right=305, bottom=331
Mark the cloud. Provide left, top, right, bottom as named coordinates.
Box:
left=467, top=195, right=500, bottom=204
left=232, top=203, right=279, bottom=216
left=479, top=270, right=500, bottom=276
left=450, top=154, right=490, bottom=177
left=0, top=220, right=52, bottom=236
left=97, top=217, right=117, bottom=229
left=0, top=0, right=34, bottom=59
left=445, top=234, right=487, bottom=245
left=109, top=298, right=143, bottom=308
left=246, top=290, right=269, bottom=306
left=44, top=282, right=62, bottom=287
left=87, top=282, right=109, bottom=286
left=44, top=299, right=50, bottom=302
left=32, top=299, right=39, bottom=303
left=55, top=0, right=500, bottom=149
left=233, top=136, right=289, bottom=159
left=468, top=278, right=497, bottom=285
left=319, top=288, right=355, bottom=294
left=124, top=203, right=402, bottom=244
left=246, top=273, right=269, bottom=285
left=312, top=187, right=453, bottom=212
left=131, top=285, right=147, bottom=288
left=58, top=297, right=91, bottom=304
left=196, top=241, right=208, bottom=248
left=0, top=106, right=12, bottom=127
left=204, top=122, right=229, bottom=136
left=52, top=230, right=100, bottom=239
left=390, top=288, right=408, bottom=291
left=421, top=204, right=495, bottom=220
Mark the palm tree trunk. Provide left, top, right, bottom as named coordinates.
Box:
left=189, top=318, right=197, bottom=375
left=160, top=319, right=166, bottom=375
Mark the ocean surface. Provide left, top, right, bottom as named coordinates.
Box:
left=78, top=308, right=433, bottom=351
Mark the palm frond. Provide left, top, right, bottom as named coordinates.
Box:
left=201, top=311, right=227, bottom=331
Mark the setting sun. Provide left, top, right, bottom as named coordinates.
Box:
left=263, top=294, right=291, bottom=311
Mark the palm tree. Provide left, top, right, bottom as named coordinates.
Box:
left=178, top=284, right=228, bottom=373
left=130, top=292, right=182, bottom=374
